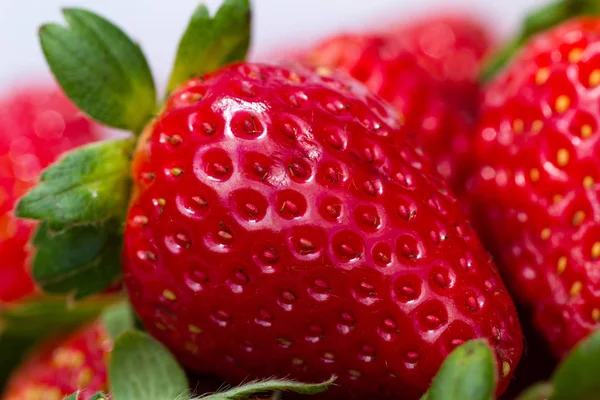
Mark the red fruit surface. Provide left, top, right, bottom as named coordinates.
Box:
left=3, top=324, right=110, bottom=400
left=469, top=18, right=600, bottom=358
left=303, top=34, right=474, bottom=195
left=123, top=63, right=522, bottom=399
left=0, top=87, right=100, bottom=303
left=390, top=15, right=493, bottom=113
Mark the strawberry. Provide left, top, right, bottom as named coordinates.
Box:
left=16, top=4, right=523, bottom=399
left=389, top=15, right=494, bottom=114
left=469, top=17, right=600, bottom=358
left=302, top=34, right=474, bottom=195
left=0, top=87, right=100, bottom=302
left=3, top=323, right=110, bottom=400
left=123, top=62, right=522, bottom=399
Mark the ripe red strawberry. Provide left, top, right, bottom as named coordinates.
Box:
left=123, top=62, right=522, bottom=399
left=389, top=15, right=493, bottom=113
left=3, top=323, right=110, bottom=400
left=303, top=34, right=474, bottom=195
left=0, top=87, right=101, bottom=302
left=469, top=17, right=600, bottom=358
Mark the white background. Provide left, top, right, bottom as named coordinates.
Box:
left=0, top=0, right=548, bottom=91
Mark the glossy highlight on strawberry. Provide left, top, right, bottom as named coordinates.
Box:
left=123, top=63, right=522, bottom=399
left=469, top=18, right=600, bottom=358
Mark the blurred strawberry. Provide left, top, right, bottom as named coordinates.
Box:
left=0, top=86, right=101, bottom=302
left=303, top=34, right=474, bottom=195
left=298, top=13, right=494, bottom=194
left=2, top=323, right=110, bottom=400
left=389, top=15, right=494, bottom=114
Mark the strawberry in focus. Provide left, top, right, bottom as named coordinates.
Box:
left=469, top=18, right=600, bottom=358
left=123, top=62, right=522, bottom=399
left=2, top=324, right=110, bottom=400
left=0, top=87, right=101, bottom=302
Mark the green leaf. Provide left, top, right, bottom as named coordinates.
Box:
left=481, top=0, right=600, bottom=81
left=30, top=220, right=123, bottom=299
left=100, top=301, right=135, bottom=341
left=199, top=376, right=336, bottom=400
left=423, top=340, right=497, bottom=400
left=517, top=382, right=554, bottom=400
left=16, top=139, right=133, bottom=227
left=167, top=0, right=251, bottom=93
left=39, top=8, right=156, bottom=132
left=109, top=330, right=189, bottom=400
left=0, top=295, right=119, bottom=390
left=551, top=330, right=600, bottom=400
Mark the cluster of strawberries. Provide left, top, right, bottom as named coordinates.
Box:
left=1, top=1, right=599, bottom=399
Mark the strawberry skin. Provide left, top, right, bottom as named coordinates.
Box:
left=123, top=63, right=522, bottom=399
left=390, top=15, right=493, bottom=114
left=469, top=18, right=600, bottom=358
left=0, top=87, right=100, bottom=302
left=303, top=35, right=474, bottom=195
left=3, top=324, right=110, bottom=400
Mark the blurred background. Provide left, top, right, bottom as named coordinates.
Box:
left=1, top=0, right=549, bottom=91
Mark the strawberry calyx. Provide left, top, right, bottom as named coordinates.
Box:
left=15, top=0, right=251, bottom=303
left=39, top=8, right=156, bottom=134
left=481, top=0, right=600, bottom=81
left=167, top=0, right=251, bottom=94
left=15, top=139, right=134, bottom=298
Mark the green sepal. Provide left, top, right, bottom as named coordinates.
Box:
left=16, top=139, right=134, bottom=227
left=30, top=220, right=123, bottom=299
left=199, top=375, right=337, bottom=399
left=39, top=8, right=156, bottom=132
left=421, top=340, right=497, bottom=400
left=109, top=330, right=189, bottom=400
left=516, top=382, right=554, bottom=400
left=167, top=0, right=251, bottom=93
left=0, top=294, right=120, bottom=390
left=481, top=0, right=600, bottom=82
left=100, top=301, right=135, bottom=341
left=551, top=330, right=600, bottom=400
